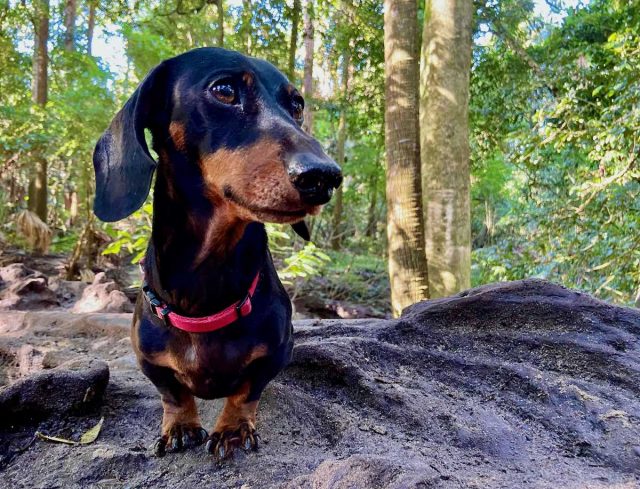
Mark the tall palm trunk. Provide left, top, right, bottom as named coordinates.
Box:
left=384, top=0, right=429, bottom=316
left=420, top=0, right=473, bottom=298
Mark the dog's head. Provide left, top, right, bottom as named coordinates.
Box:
left=93, top=48, right=342, bottom=232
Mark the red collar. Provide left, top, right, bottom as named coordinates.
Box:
left=140, top=262, right=261, bottom=334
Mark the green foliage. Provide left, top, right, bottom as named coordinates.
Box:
left=471, top=0, right=640, bottom=304
left=266, top=224, right=331, bottom=285
left=2, top=0, right=638, bottom=311
left=102, top=204, right=153, bottom=264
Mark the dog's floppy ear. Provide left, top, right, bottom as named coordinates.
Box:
left=93, top=64, right=167, bottom=222
left=291, top=220, right=311, bottom=241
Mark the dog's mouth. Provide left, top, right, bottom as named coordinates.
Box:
left=223, top=186, right=317, bottom=223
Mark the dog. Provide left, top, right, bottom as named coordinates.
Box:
left=92, top=47, right=342, bottom=459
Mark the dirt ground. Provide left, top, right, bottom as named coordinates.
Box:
left=0, top=279, right=639, bottom=488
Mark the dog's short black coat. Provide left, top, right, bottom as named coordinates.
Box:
left=92, top=47, right=342, bottom=459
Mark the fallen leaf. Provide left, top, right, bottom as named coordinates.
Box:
left=35, top=417, right=104, bottom=446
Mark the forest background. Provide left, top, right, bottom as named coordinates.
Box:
left=0, top=0, right=638, bottom=317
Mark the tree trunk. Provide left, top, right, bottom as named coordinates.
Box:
left=420, top=0, right=473, bottom=298
left=87, top=0, right=96, bottom=55
left=216, top=0, right=224, bottom=47
left=28, top=0, right=49, bottom=223
left=330, top=49, right=349, bottom=251
left=287, top=0, right=301, bottom=82
left=63, top=0, right=76, bottom=51
left=241, top=0, right=252, bottom=53
left=384, top=0, right=429, bottom=316
left=365, top=174, right=378, bottom=237
left=302, top=0, right=314, bottom=134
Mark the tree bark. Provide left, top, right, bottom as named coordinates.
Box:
left=384, top=0, right=430, bottom=316
left=287, top=0, right=301, bottom=82
left=365, top=173, right=378, bottom=237
left=330, top=49, right=349, bottom=251
left=215, top=0, right=224, bottom=47
left=28, top=0, right=49, bottom=223
left=63, top=0, right=76, bottom=51
left=87, top=0, right=96, bottom=55
left=420, top=0, right=473, bottom=298
left=302, top=0, right=314, bottom=134
left=241, top=0, right=252, bottom=53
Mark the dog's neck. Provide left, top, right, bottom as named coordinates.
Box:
left=144, top=161, right=268, bottom=317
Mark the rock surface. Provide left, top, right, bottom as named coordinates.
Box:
left=0, top=263, right=59, bottom=311
left=0, top=279, right=638, bottom=488
left=0, top=358, right=109, bottom=425
left=71, top=272, right=134, bottom=314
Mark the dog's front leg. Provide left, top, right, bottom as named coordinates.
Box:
left=139, top=360, right=208, bottom=456
left=205, top=381, right=260, bottom=460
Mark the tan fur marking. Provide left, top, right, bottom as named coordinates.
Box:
left=243, top=344, right=269, bottom=367
left=242, top=72, right=254, bottom=87
left=169, top=121, right=187, bottom=151
left=200, top=139, right=305, bottom=223
left=161, top=395, right=201, bottom=435
left=213, top=382, right=259, bottom=433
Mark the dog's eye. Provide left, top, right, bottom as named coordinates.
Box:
left=292, top=97, right=304, bottom=124
left=210, top=80, right=237, bottom=105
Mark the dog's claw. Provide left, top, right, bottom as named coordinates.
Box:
left=153, top=437, right=167, bottom=457
left=205, top=423, right=258, bottom=461
left=155, top=424, right=207, bottom=456
left=168, top=436, right=180, bottom=452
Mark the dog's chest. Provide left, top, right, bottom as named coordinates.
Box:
left=146, top=331, right=269, bottom=398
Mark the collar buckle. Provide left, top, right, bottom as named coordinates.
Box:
left=235, top=292, right=252, bottom=320
left=143, top=283, right=171, bottom=325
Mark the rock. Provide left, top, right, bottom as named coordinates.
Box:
left=72, top=272, right=134, bottom=313
left=0, top=279, right=639, bottom=488
left=48, top=277, right=88, bottom=307
left=0, top=358, right=109, bottom=426
left=286, top=456, right=439, bottom=489
left=0, top=263, right=58, bottom=311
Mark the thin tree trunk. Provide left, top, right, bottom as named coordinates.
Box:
left=330, top=49, right=349, bottom=251
left=216, top=0, right=224, bottom=47
left=87, top=0, right=96, bottom=55
left=302, top=0, right=314, bottom=134
left=365, top=173, right=378, bottom=237
left=420, top=0, right=473, bottom=298
left=384, top=0, right=429, bottom=316
left=241, top=0, right=251, bottom=53
left=287, top=0, right=301, bottom=81
left=28, top=0, right=49, bottom=223
left=63, top=0, right=76, bottom=51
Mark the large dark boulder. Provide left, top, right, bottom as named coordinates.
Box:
left=0, top=358, right=109, bottom=426
left=0, top=279, right=638, bottom=488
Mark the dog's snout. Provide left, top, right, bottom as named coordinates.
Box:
left=288, top=153, right=343, bottom=205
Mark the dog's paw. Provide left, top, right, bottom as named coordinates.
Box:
left=204, top=422, right=259, bottom=461
left=153, top=424, right=208, bottom=457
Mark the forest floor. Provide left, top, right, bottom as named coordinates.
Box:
left=0, top=247, right=391, bottom=320
left=0, top=274, right=639, bottom=488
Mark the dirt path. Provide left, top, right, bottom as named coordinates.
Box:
left=0, top=280, right=639, bottom=488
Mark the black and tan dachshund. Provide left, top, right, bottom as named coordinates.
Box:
left=92, top=48, right=342, bottom=459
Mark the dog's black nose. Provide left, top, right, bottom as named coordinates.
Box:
left=288, top=153, right=343, bottom=205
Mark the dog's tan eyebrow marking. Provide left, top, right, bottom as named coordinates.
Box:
left=242, top=72, right=255, bottom=87
left=169, top=121, right=187, bottom=151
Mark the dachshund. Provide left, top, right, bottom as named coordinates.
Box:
left=92, top=47, right=342, bottom=460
